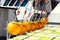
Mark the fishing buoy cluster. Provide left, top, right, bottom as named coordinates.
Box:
left=7, top=17, right=48, bottom=35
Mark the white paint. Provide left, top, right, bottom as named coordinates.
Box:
left=16, top=0, right=34, bottom=20
left=23, top=0, right=33, bottom=20
left=0, top=0, right=6, bottom=6
left=16, top=7, right=25, bottom=20
left=48, top=3, right=60, bottom=23
left=7, top=0, right=12, bottom=6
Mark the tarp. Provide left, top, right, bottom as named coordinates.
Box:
left=21, top=0, right=28, bottom=6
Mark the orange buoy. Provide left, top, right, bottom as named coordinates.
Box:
left=36, top=21, right=45, bottom=29
left=23, top=21, right=30, bottom=31
left=36, top=21, right=42, bottom=29
left=34, top=21, right=39, bottom=30
left=7, top=21, right=21, bottom=35
left=18, top=22, right=27, bottom=35
left=40, top=22, right=45, bottom=28
left=41, top=17, right=48, bottom=24
left=30, top=22, right=36, bottom=31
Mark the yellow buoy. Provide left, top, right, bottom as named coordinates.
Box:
left=7, top=21, right=21, bottom=35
